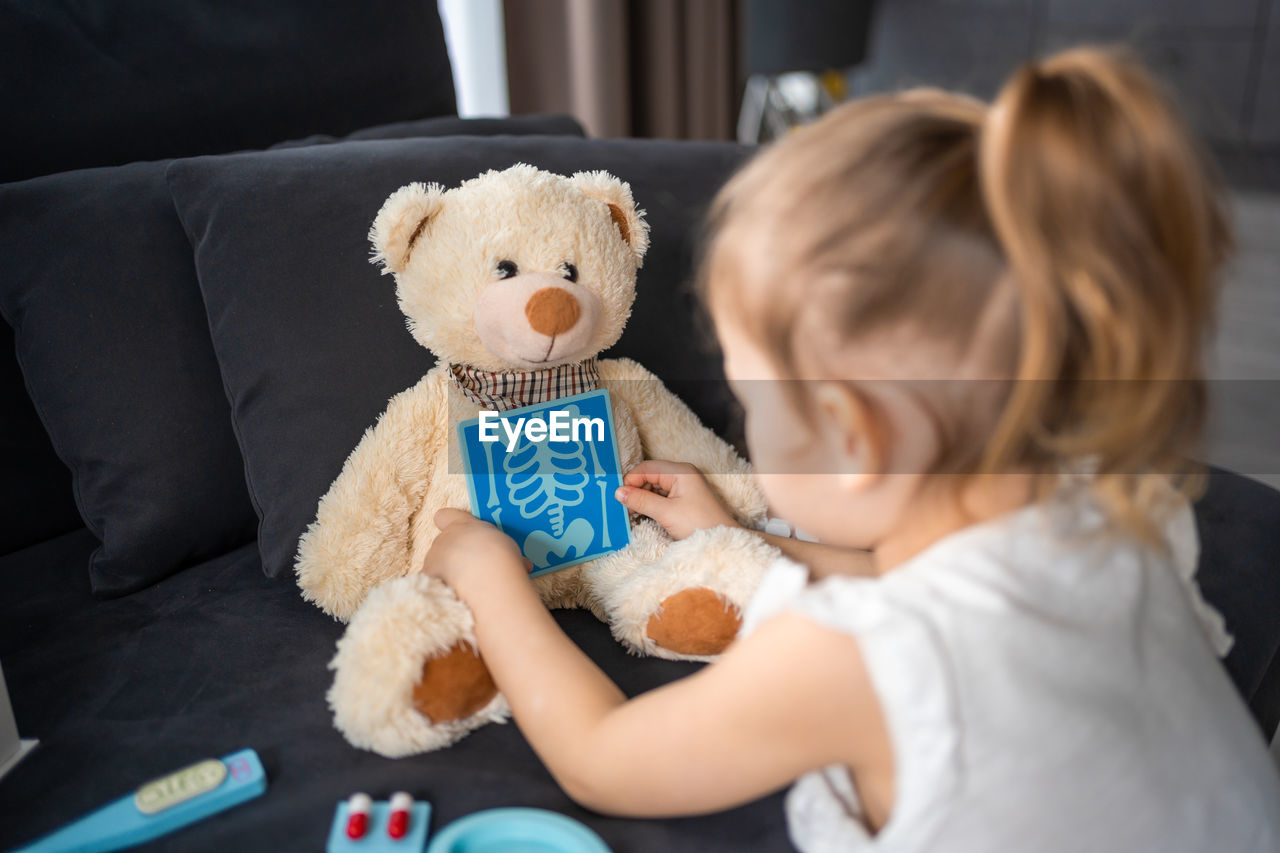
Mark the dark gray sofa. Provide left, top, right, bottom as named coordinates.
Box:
left=2, top=3, right=1277, bottom=851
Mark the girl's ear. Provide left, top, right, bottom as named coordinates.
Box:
left=812, top=382, right=884, bottom=491
left=569, top=171, right=650, bottom=266
left=369, top=182, right=447, bottom=275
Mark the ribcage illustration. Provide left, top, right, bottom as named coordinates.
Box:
left=502, top=429, right=590, bottom=535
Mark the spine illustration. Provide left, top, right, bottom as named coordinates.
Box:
left=500, top=405, right=597, bottom=568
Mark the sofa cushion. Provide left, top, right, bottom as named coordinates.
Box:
left=0, top=322, right=82, bottom=555
left=1193, top=468, right=1280, bottom=735
left=271, top=114, right=585, bottom=149
left=0, top=119, right=590, bottom=596
left=0, top=527, right=791, bottom=852
left=0, top=160, right=259, bottom=596
left=166, top=136, right=750, bottom=581
left=0, top=0, right=456, bottom=182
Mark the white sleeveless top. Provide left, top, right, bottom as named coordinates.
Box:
left=742, top=489, right=1280, bottom=852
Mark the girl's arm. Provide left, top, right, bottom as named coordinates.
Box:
left=616, top=460, right=876, bottom=580
left=422, top=509, right=892, bottom=820
left=747, top=529, right=874, bottom=579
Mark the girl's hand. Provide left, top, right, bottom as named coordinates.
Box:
left=422, top=508, right=531, bottom=598
left=615, top=460, right=740, bottom=540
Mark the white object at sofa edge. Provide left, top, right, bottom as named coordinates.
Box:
left=0, top=661, right=37, bottom=781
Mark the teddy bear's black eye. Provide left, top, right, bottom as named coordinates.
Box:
left=561, top=262, right=578, bottom=283
left=496, top=260, right=518, bottom=279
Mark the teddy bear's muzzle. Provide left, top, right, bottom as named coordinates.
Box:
left=474, top=271, right=604, bottom=368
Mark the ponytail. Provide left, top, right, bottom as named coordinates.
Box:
left=978, top=46, right=1231, bottom=539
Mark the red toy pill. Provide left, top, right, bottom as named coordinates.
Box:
left=346, top=793, right=372, bottom=839
left=387, top=791, right=413, bottom=839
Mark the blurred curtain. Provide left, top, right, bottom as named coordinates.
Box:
left=503, top=0, right=740, bottom=139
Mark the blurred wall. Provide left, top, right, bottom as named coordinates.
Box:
left=846, top=0, right=1279, bottom=147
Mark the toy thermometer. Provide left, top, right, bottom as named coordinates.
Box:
left=13, top=748, right=266, bottom=852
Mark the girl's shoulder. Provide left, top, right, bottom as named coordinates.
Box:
left=744, top=486, right=1230, bottom=657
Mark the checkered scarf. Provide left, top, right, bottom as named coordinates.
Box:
left=449, top=358, right=600, bottom=412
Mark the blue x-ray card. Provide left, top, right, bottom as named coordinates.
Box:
left=457, top=389, right=630, bottom=576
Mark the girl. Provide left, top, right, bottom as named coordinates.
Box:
left=422, top=47, right=1280, bottom=851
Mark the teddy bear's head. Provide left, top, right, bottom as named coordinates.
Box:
left=369, top=164, right=649, bottom=372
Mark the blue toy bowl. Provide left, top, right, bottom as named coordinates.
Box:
left=426, top=807, right=610, bottom=853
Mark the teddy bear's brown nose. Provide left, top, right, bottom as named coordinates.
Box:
left=525, top=287, right=581, bottom=337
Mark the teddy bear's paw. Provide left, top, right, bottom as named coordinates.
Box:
left=645, top=587, right=742, bottom=656
left=328, top=573, right=510, bottom=757
left=412, top=642, right=499, bottom=723
left=602, top=524, right=782, bottom=662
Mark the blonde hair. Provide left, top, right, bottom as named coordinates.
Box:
left=702, top=46, right=1231, bottom=541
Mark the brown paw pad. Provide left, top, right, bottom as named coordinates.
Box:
left=646, top=587, right=742, bottom=656
left=412, top=642, right=498, bottom=723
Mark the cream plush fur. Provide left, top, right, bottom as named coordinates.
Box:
left=296, top=165, right=777, bottom=756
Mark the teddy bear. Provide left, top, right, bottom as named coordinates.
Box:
left=294, top=164, right=779, bottom=757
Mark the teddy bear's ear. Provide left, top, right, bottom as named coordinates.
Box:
left=368, top=182, right=447, bottom=275
left=569, top=171, right=650, bottom=267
